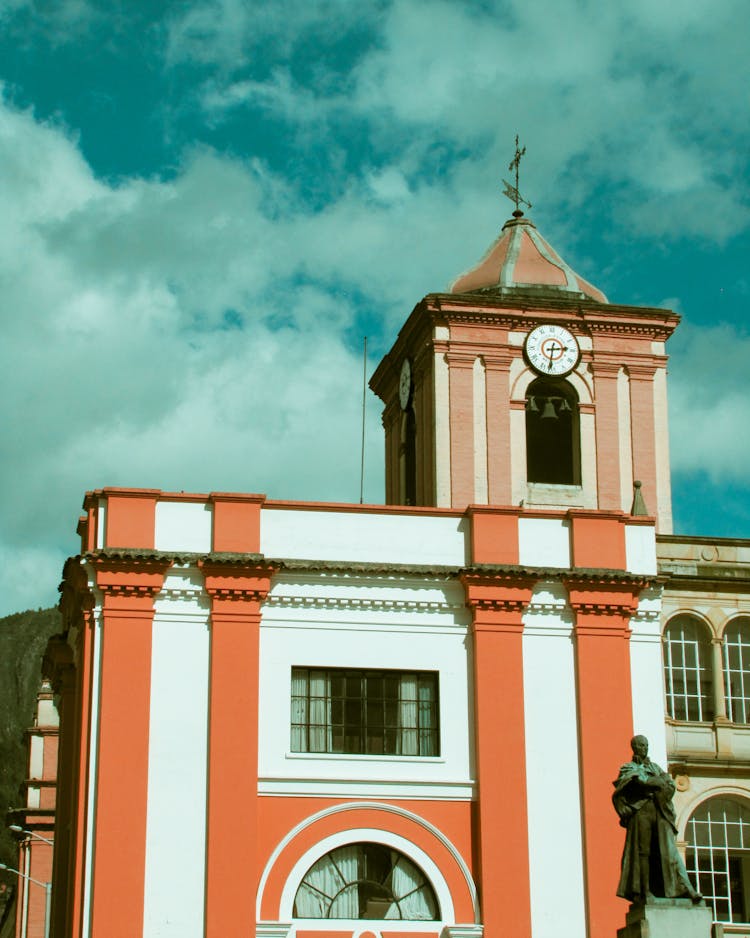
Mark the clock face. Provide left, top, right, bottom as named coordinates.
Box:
left=399, top=358, right=412, bottom=410
left=525, top=324, right=580, bottom=376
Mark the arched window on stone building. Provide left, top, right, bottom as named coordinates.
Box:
left=724, top=617, right=750, bottom=723
left=685, top=797, right=750, bottom=925
left=525, top=377, right=580, bottom=485
left=293, top=842, right=439, bottom=920
left=663, top=615, right=714, bottom=722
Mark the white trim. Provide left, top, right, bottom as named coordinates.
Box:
left=256, top=801, right=479, bottom=923
left=441, top=926, right=484, bottom=938
left=258, top=780, right=475, bottom=800
left=279, top=828, right=455, bottom=924
left=143, top=609, right=209, bottom=936
left=283, top=752, right=446, bottom=765
left=510, top=364, right=593, bottom=406
left=261, top=617, right=469, bottom=636
left=20, top=840, right=30, bottom=938
left=500, top=226, right=522, bottom=285
left=96, top=499, right=106, bottom=549
left=82, top=581, right=103, bottom=938
left=256, top=924, right=291, bottom=938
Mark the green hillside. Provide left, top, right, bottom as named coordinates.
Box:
left=0, top=606, right=61, bottom=932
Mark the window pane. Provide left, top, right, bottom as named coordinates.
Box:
left=294, top=843, right=439, bottom=920
left=724, top=619, right=750, bottom=725
left=685, top=798, right=750, bottom=924
left=663, top=616, right=713, bottom=722
left=289, top=668, right=439, bottom=756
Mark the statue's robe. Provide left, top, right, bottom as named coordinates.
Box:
left=612, top=758, right=696, bottom=900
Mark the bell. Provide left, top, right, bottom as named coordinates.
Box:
left=558, top=398, right=572, bottom=412
left=541, top=398, right=558, bottom=419
left=527, top=396, right=539, bottom=412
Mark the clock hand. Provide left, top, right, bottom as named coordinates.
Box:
left=547, top=342, right=558, bottom=370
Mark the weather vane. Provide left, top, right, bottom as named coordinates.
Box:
left=502, top=134, right=532, bottom=216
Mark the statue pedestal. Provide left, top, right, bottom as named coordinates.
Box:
left=617, top=898, right=718, bottom=938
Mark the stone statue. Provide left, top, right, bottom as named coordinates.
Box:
left=612, top=735, right=701, bottom=903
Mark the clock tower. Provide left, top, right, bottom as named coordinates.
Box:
left=370, top=210, right=679, bottom=533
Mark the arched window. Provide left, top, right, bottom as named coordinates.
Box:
left=663, top=615, right=714, bottom=721
left=293, top=842, right=439, bottom=920
left=525, top=378, right=580, bottom=485
left=685, top=797, right=750, bottom=924
left=724, top=618, right=750, bottom=723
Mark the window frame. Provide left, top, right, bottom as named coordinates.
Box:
left=723, top=617, right=750, bottom=724
left=293, top=841, right=440, bottom=921
left=685, top=796, right=750, bottom=925
left=290, top=667, right=440, bottom=758
left=663, top=614, right=714, bottom=723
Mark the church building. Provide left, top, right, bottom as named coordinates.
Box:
left=39, top=197, right=750, bottom=938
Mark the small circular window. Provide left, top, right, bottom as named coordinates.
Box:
left=293, top=842, right=439, bottom=920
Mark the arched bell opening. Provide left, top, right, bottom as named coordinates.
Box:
left=525, top=377, right=581, bottom=485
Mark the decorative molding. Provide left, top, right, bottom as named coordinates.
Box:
left=156, top=584, right=207, bottom=601
left=89, top=554, right=172, bottom=600
left=442, top=926, right=484, bottom=938
left=264, top=593, right=464, bottom=614
left=589, top=361, right=622, bottom=377
left=568, top=600, right=638, bottom=617
left=258, top=778, right=476, bottom=800
left=445, top=350, right=478, bottom=368
left=481, top=352, right=513, bottom=371
left=525, top=599, right=571, bottom=615
left=257, top=801, right=480, bottom=924
left=97, top=582, right=161, bottom=599
left=469, top=597, right=526, bottom=613
left=199, top=559, right=276, bottom=603
left=256, top=923, right=291, bottom=938
left=625, top=358, right=665, bottom=379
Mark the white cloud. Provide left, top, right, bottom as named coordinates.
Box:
left=174, top=0, right=749, bottom=247
left=0, top=96, right=390, bottom=615
left=1, top=2, right=749, bottom=613
left=165, top=0, right=382, bottom=69
left=669, top=323, right=750, bottom=482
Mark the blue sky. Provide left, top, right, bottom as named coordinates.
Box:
left=0, top=0, right=748, bottom=614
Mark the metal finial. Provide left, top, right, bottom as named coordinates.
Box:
left=502, top=134, right=532, bottom=216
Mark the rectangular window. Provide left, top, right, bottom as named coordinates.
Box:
left=290, top=668, right=440, bottom=757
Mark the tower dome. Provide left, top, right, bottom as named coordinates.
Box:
left=450, top=214, right=608, bottom=303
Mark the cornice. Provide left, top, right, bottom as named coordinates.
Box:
left=77, top=551, right=657, bottom=592
left=568, top=600, right=639, bottom=617
left=264, top=594, right=465, bottom=614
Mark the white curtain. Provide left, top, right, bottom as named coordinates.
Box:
left=290, top=669, right=308, bottom=751
left=387, top=855, right=435, bottom=920
left=398, top=674, right=419, bottom=755
left=295, top=845, right=360, bottom=918
left=327, top=846, right=360, bottom=918
left=308, top=670, right=332, bottom=753
left=418, top=676, right=435, bottom=755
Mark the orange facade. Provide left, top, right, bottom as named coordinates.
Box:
left=35, top=209, right=681, bottom=938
